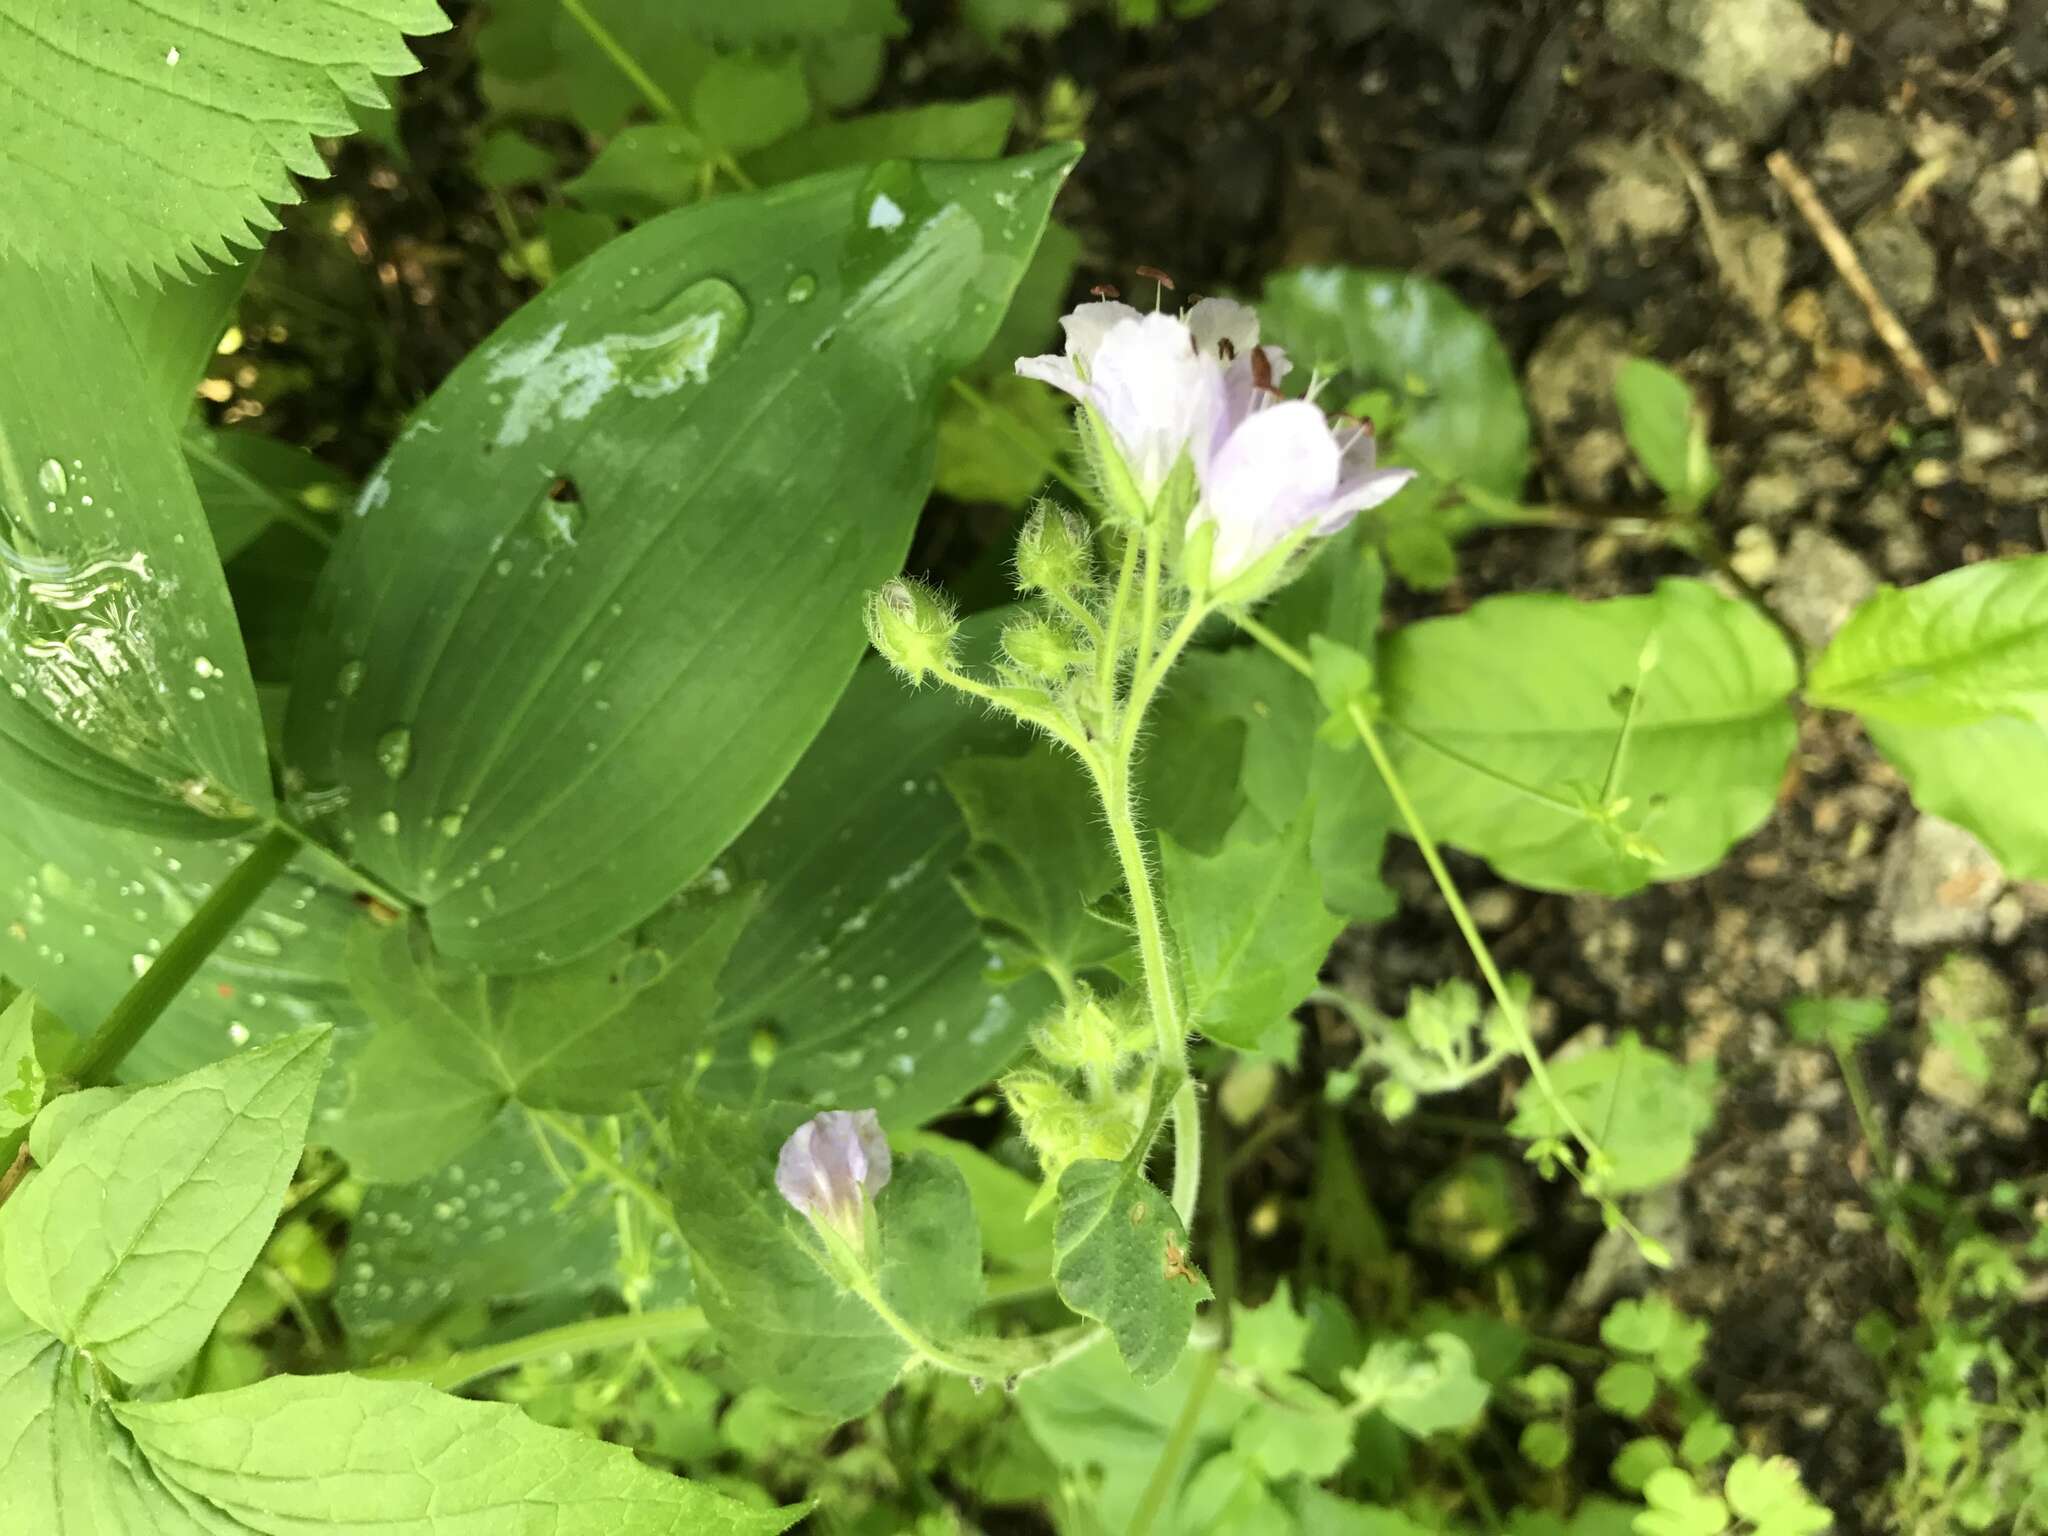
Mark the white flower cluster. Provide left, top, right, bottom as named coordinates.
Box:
left=1017, top=295, right=1413, bottom=588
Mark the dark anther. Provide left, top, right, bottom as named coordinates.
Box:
left=1089, top=283, right=1121, bottom=300
left=1218, top=338, right=1236, bottom=361
left=1249, top=347, right=1275, bottom=393
left=1134, top=264, right=1176, bottom=290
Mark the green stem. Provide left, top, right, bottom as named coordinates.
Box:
left=1128, top=1346, right=1221, bottom=1536
left=526, top=1110, right=682, bottom=1241
left=556, top=0, right=752, bottom=191
left=361, top=1305, right=708, bottom=1390
left=1118, top=605, right=1208, bottom=766
left=70, top=825, right=298, bottom=1088
left=1232, top=614, right=1606, bottom=1171
left=1093, top=754, right=1199, bottom=1228
left=1098, top=536, right=1141, bottom=729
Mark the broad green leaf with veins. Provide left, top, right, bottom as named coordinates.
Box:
left=945, top=744, right=1124, bottom=984
left=1509, top=1034, right=1716, bottom=1193
left=0, top=991, right=71, bottom=1135
left=332, top=889, right=758, bottom=1183
left=0, top=0, right=448, bottom=281
left=0, top=1309, right=796, bottom=1534
left=1380, top=578, right=1798, bottom=894
left=1152, top=642, right=1396, bottom=922
left=1, top=1031, right=328, bottom=1385
left=0, top=263, right=274, bottom=833
left=283, top=147, right=1075, bottom=972
left=337, top=1107, right=652, bottom=1350
left=1809, top=560, right=2048, bottom=877
left=1808, top=557, right=2048, bottom=726
left=1051, top=1075, right=1207, bottom=1385
left=1159, top=813, right=1346, bottom=1054
left=1856, top=714, right=2048, bottom=879
left=667, top=1089, right=983, bottom=1419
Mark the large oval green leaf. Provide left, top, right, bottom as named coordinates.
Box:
left=698, top=643, right=1049, bottom=1127
left=1807, top=556, right=2048, bottom=727
left=0, top=265, right=273, bottom=834
left=285, top=148, right=1076, bottom=972
left=1380, top=579, right=1797, bottom=894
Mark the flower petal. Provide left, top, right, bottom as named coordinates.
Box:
left=1015, top=352, right=1088, bottom=402
left=1317, top=465, right=1418, bottom=532
left=1088, top=310, right=1224, bottom=499
left=1058, top=300, right=1144, bottom=369
left=1185, top=296, right=1260, bottom=359
left=1193, top=399, right=1342, bottom=581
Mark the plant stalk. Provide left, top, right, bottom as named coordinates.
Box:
left=361, top=1305, right=709, bottom=1391
left=70, top=824, right=300, bottom=1089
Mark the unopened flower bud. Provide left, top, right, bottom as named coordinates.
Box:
left=776, top=1109, right=891, bottom=1254
left=1000, top=614, right=1083, bottom=682
left=864, top=578, right=958, bottom=687
left=1014, top=505, right=1096, bottom=597
left=1033, top=989, right=1142, bottom=1074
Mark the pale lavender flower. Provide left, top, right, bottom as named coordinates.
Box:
left=776, top=1109, right=892, bottom=1249
left=1017, top=286, right=1414, bottom=586
left=1191, top=398, right=1414, bottom=588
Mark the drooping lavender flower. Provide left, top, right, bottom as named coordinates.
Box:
left=775, top=1109, right=892, bottom=1250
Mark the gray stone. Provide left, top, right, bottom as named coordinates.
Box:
left=1969, top=149, right=2044, bottom=246
left=1605, top=0, right=1835, bottom=140
left=1916, top=953, right=2035, bottom=1124
left=1853, top=209, right=1939, bottom=318
left=1769, top=527, right=1877, bottom=650
left=1525, top=313, right=1633, bottom=501
left=1880, top=815, right=2007, bottom=948
left=1818, top=109, right=1903, bottom=177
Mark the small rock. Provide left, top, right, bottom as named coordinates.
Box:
left=1818, top=108, right=1904, bottom=178
left=1908, top=116, right=1985, bottom=192
left=1468, top=887, right=1521, bottom=932
left=1768, top=527, right=1878, bottom=650
left=1969, top=148, right=2045, bottom=246
left=1853, top=208, right=1939, bottom=318
left=1916, top=954, right=2036, bottom=1126
left=1880, top=815, right=2007, bottom=948
left=1604, top=0, right=1835, bottom=140
left=1580, top=133, right=1694, bottom=248
left=1525, top=313, right=1633, bottom=501
left=1720, top=214, right=1792, bottom=321
left=1729, top=523, right=1780, bottom=584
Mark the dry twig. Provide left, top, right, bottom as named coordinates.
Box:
left=1766, top=149, right=1956, bottom=417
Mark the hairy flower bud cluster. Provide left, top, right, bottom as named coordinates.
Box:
left=1001, top=988, right=1154, bottom=1198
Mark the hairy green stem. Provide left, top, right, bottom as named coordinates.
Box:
left=1232, top=614, right=1606, bottom=1169
left=72, top=825, right=299, bottom=1088
left=1092, top=755, right=1199, bottom=1229
left=361, top=1305, right=709, bottom=1390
